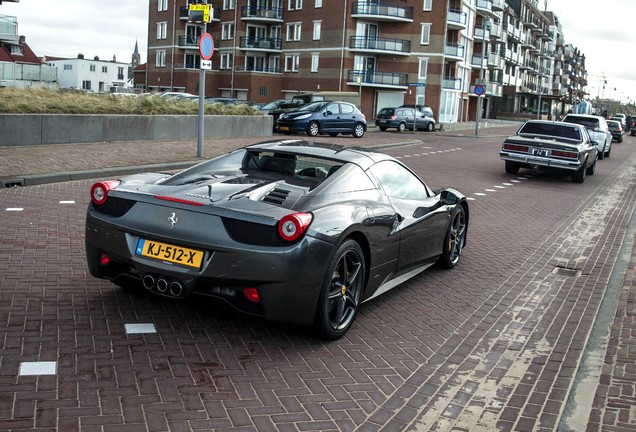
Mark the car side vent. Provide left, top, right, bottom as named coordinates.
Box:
left=262, top=188, right=290, bottom=205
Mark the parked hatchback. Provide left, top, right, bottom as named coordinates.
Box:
left=606, top=120, right=624, bottom=142
left=375, top=107, right=436, bottom=132
left=276, top=101, right=367, bottom=138
left=561, top=114, right=612, bottom=159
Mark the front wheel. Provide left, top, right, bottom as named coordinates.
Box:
left=352, top=122, right=365, bottom=138
left=426, top=122, right=434, bottom=132
left=379, top=127, right=387, bottom=132
left=307, top=121, right=320, bottom=137
left=314, top=240, right=365, bottom=340
left=437, top=206, right=467, bottom=269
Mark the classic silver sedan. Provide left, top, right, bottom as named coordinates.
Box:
left=500, top=120, right=598, bottom=183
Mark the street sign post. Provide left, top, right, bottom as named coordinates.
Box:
left=197, top=33, right=215, bottom=158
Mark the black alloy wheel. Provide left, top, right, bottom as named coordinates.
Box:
left=315, top=239, right=365, bottom=340
left=438, top=206, right=467, bottom=269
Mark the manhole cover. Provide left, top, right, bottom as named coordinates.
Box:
left=553, top=267, right=581, bottom=277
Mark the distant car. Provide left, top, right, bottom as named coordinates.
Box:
left=276, top=101, right=367, bottom=138
left=400, top=104, right=435, bottom=118
left=205, top=97, right=238, bottom=106
left=375, top=107, right=436, bottom=132
left=612, top=113, right=627, bottom=129
left=85, top=140, right=469, bottom=339
left=561, top=114, right=612, bottom=159
left=259, top=99, right=292, bottom=115
left=627, top=115, right=636, bottom=136
left=500, top=120, right=598, bottom=183
left=606, top=119, right=624, bottom=142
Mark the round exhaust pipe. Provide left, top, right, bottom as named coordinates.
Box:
left=156, top=279, right=168, bottom=293
left=143, top=274, right=155, bottom=290
left=169, top=281, right=184, bottom=297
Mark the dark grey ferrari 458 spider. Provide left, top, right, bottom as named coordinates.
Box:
left=86, top=140, right=469, bottom=339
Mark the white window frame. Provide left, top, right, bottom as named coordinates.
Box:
left=156, top=50, right=166, bottom=68
left=157, top=21, right=167, bottom=40
left=90, top=64, right=96, bottom=72
left=420, top=23, right=431, bottom=45
left=158, top=0, right=168, bottom=12
left=311, top=53, right=319, bottom=72
left=286, top=23, right=301, bottom=41
left=223, top=0, right=236, bottom=10
left=102, top=65, right=108, bottom=73
left=284, top=54, right=299, bottom=72
left=313, top=21, right=321, bottom=40
left=288, top=0, right=302, bottom=10
left=222, top=22, right=235, bottom=40
left=315, top=0, right=322, bottom=7
left=423, top=0, right=432, bottom=11
left=220, top=52, right=233, bottom=69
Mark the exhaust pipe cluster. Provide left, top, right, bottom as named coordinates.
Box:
left=143, top=274, right=185, bottom=297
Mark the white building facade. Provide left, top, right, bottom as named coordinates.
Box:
left=45, top=55, right=131, bottom=92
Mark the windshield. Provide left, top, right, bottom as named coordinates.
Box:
left=261, top=100, right=286, bottom=110
left=519, top=122, right=582, bottom=141
left=299, top=101, right=328, bottom=112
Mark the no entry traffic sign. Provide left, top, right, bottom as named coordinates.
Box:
left=199, top=33, right=214, bottom=60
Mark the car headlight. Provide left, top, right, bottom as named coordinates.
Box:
left=295, top=113, right=311, bottom=120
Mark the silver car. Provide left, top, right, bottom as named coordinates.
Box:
left=561, top=114, right=612, bottom=159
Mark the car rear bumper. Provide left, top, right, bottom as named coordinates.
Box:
left=500, top=152, right=583, bottom=171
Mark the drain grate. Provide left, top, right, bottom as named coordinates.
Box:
left=553, top=266, right=582, bottom=277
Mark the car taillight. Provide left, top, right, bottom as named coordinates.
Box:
left=243, top=288, right=260, bottom=303
left=277, top=212, right=313, bottom=242
left=552, top=150, right=578, bottom=159
left=503, top=143, right=529, bottom=152
left=391, top=115, right=397, bottom=120
left=90, top=180, right=120, bottom=205
left=155, top=195, right=204, bottom=206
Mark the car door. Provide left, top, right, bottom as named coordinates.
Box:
left=321, top=102, right=342, bottom=132
left=367, top=160, right=449, bottom=272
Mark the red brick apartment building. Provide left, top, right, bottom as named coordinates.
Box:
left=144, top=0, right=587, bottom=123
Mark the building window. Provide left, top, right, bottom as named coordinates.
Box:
left=102, top=66, right=108, bottom=73
left=222, top=22, right=235, bottom=40
left=82, top=80, right=91, bottom=90
left=418, top=58, right=428, bottom=81
left=220, top=52, right=233, bottom=69
left=157, top=22, right=167, bottom=40
left=420, top=23, right=431, bottom=45
left=312, top=21, right=321, bottom=40
left=269, top=56, right=280, bottom=72
left=63, top=64, right=72, bottom=71
left=158, top=0, right=168, bottom=12
left=315, top=0, right=322, bottom=7
left=260, top=86, right=268, bottom=96
left=156, top=50, right=166, bottom=67
left=288, top=0, right=302, bottom=10
left=99, top=82, right=105, bottom=92
left=286, top=23, right=301, bottom=41
left=90, top=65, right=96, bottom=72
left=10, top=45, right=23, bottom=55
left=423, top=0, right=432, bottom=11
left=223, top=0, right=236, bottom=10
left=284, top=54, right=299, bottom=72
left=311, top=53, right=319, bottom=72
left=118, top=66, right=124, bottom=80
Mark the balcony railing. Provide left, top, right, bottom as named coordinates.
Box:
left=235, top=65, right=281, bottom=74
left=240, top=6, right=283, bottom=21
left=447, top=8, right=467, bottom=28
left=0, top=62, right=57, bottom=82
left=349, top=36, right=410, bottom=54
left=0, top=14, right=18, bottom=42
left=442, top=77, right=462, bottom=90
left=445, top=43, right=465, bottom=59
left=351, top=2, right=413, bottom=21
left=178, top=35, right=199, bottom=48
left=347, top=69, right=408, bottom=87
left=239, top=36, right=282, bottom=51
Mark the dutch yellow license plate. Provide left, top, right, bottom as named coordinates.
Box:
left=135, top=238, right=204, bottom=269
left=279, top=126, right=289, bottom=131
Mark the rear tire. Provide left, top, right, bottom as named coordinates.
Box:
left=586, top=158, right=596, bottom=175
left=398, top=122, right=406, bottom=132
left=505, top=160, right=520, bottom=174
left=314, top=239, right=365, bottom=340
left=571, top=160, right=587, bottom=183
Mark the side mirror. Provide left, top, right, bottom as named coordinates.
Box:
left=440, top=190, right=459, bottom=205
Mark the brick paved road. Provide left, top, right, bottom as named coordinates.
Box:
left=0, top=127, right=635, bottom=431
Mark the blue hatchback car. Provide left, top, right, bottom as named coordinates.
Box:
left=276, top=101, right=367, bottom=138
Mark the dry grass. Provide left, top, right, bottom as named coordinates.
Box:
left=0, top=88, right=262, bottom=115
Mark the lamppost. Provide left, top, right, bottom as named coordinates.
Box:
left=537, top=76, right=542, bottom=119
left=475, top=16, right=492, bottom=136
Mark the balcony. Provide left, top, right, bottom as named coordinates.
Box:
left=489, top=23, right=503, bottom=40
left=350, top=36, right=410, bottom=56
left=442, top=77, right=462, bottom=91
left=471, top=55, right=488, bottom=69
left=447, top=8, right=467, bottom=30
left=476, top=0, right=497, bottom=18
left=474, top=25, right=490, bottom=40
left=488, top=52, right=504, bottom=69
left=486, top=82, right=503, bottom=97
left=179, top=6, right=220, bottom=22
left=491, top=0, right=505, bottom=11
left=178, top=35, right=200, bottom=49
left=347, top=69, right=408, bottom=88
left=445, top=43, right=465, bottom=60
left=0, top=14, right=18, bottom=43
left=0, top=62, right=57, bottom=83
left=351, top=1, right=413, bottom=23
left=240, top=6, right=283, bottom=22
left=238, top=36, right=282, bottom=52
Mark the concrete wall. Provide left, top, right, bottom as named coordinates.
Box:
left=0, top=114, right=273, bottom=146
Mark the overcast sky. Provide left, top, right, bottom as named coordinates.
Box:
left=2, top=0, right=635, bottom=105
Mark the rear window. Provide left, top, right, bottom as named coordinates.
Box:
left=563, top=116, right=599, bottom=129
left=519, top=122, right=582, bottom=141
left=378, top=108, right=395, bottom=116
